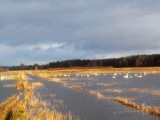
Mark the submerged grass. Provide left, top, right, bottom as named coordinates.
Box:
left=130, top=88, right=160, bottom=96
left=17, top=80, right=79, bottom=120
left=111, top=97, right=160, bottom=117
left=0, top=71, right=28, bottom=81
left=0, top=72, right=80, bottom=120
left=69, top=85, right=106, bottom=100
left=28, top=69, right=160, bottom=118
left=97, top=82, right=117, bottom=87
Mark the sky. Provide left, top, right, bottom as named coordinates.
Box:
left=0, top=0, right=160, bottom=66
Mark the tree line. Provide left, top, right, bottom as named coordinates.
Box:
left=10, top=54, right=160, bottom=70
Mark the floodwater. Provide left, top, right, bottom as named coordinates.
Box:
left=0, top=80, right=18, bottom=102
left=28, top=72, right=160, bottom=120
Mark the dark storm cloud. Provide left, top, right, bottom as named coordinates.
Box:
left=0, top=0, right=160, bottom=65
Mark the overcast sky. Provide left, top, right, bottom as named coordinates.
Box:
left=0, top=0, right=160, bottom=66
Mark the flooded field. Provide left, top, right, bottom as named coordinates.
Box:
left=0, top=80, right=18, bottom=102
left=0, top=72, right=26, bottom=102
left=29, top=71, right=160, bottom=120
left=0, top=70, right=160, bottom=120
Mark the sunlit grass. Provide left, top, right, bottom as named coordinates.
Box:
left=69, top=85, right=88, bottom=92
left=88, top=90, right=106, bottom=100
left=29, top=67, right=160, bottom=79
left=0, top=95, right=19, bottom=120
left=111, top=97, right=160, bottom=117
left=69, top=85, right=106, bottom=100
left=0, top=73, right=80, bottom=120
left=0, top=71, right=28, bottom=81
left=6, top=100, right=29, bottom=120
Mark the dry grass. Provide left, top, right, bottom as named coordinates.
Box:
left=0, top=95, right=19, bottom=120
left=69, top=85, right=89, bottom=92
left=7, top=100, right=29, bottom=120
left=31, top=109, right=80, bottom=120
left=0, top=77, right=80, bottom=120
left=88, top=90, right=106, bottom=100
left=30, top=67, right=160, bottom=77
left=28, top=96, right=80, bottom=120
left=15, top=81, right=43, bottom=91
left=29, top=67, right=160, bottom=86
left=15, top=81, right=32, bottom=90
left=0, top=93, right=79, bottom=120
left=69, top=85, right=106, bottom=100
left=20, top=82, right=79, bottom=120
left=111, top=97, right=160, bottom=117
left=0, top=95, right=29, bottom=120
left=0, top=71, right=28, bottom=81
left=47, top=67, right=160, bottom=73
left=0, top=73, right=31, bottom=120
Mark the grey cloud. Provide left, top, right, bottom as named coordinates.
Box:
left=0, top=0, right=160, bottom=65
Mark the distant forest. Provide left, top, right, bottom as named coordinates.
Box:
left=10, top=54, right=160, bottom=70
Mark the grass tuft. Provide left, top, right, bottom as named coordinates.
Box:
left=111, top=97, right=160, bottom=117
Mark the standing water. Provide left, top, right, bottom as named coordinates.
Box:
left=0, top=80, right=18, bottom=102
left=28, top=72, right=160, bottom=120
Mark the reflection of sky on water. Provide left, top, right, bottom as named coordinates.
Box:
left=50, top=72, right=160, bottom=106
left=0, top=80, right=18, bottom=102
left=32, top=72, right=160, bottom=120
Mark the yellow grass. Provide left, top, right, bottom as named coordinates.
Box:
left=0, top=75, right=80, bottom=120
left=69, top=85, right=106, bottom=100
left=0, top=71, right=28, bottom=81
left=28, top=67, right=160, bottom=85
left=8, top=100, right=29, bottom=120
left=0, top=95, right=19, bottom=120
left=30, top=67, right=160, bottom=77
left=69, top=85, right=89, bottom=92
left=32, top=109, right=80, bottom=120
left=88, top=90, right=106, bottom=100
left=0, top=95, right=29, bottom=120
left=19, top=81, right=80, bottom=120
left=111, top=97, right=160, bottom=117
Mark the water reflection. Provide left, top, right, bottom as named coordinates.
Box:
left=0, top=80, right=18, bottom=102
left=32, top=72, right=160, bottom=120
